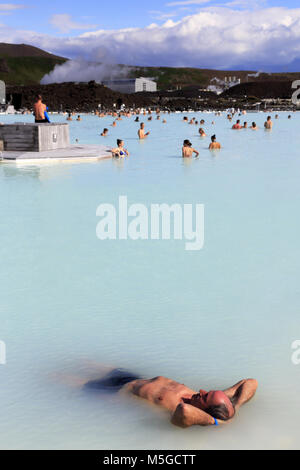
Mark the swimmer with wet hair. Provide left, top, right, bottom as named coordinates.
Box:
left=182, top=139, right=199, bottom=158
left=264, top=116, right=273, bottom=129
left=112, top=139, right=129, bottom=158
left=232, top=120, right=242, bottom=130
left=138, top=123, right=150, bottom=139
left=250, top=122, right=258, bottom=130
left=209, top=135, right=221, bottom=150
left=101, top=128, right=109, bottom=136
left=81, top=368, right=258, bottom=428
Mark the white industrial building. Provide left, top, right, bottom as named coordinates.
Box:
left=102, top=77, right=157, bottom=94
left=207, top=76, right=241, bottom=95
left=0, top=80, right=6, bottom=105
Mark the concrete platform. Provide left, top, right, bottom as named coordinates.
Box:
left=0, top=144, right=112, bottom=163
left=0, top=123, right=70, bottom=152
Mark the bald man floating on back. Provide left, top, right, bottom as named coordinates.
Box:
left=84, top=368, right=258, bottom=428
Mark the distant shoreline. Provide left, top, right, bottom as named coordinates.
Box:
left=3, top=79, right=298, bottom=114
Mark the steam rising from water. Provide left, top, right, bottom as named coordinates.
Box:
left=41, top=60, right=133, bottom=85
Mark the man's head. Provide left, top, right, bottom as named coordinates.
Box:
left=211, top=135, right=216, bottom=142
left=190, top=390, right=235, bottom=421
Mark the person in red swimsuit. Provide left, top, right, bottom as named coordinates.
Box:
left=232, top=119, right=242, bottom=130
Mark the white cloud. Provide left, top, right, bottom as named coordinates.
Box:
left=166, top=0, right=211, bottom=6
left=0, top=3, right=24, bottom=10
left=50, top=14, right=98, bottom=34
left=1, top=6, right=300, bottom=73
left=223, top=0, right=264, bottom=8
left=149, top=10, right=180, bottom=20
left=0, top=3, right=26, bottom=14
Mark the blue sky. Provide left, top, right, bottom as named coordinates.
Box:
left=1, top=1, right=300, bottom=72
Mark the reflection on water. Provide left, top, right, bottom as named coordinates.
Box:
left=1, top=164, right=41, bottom=180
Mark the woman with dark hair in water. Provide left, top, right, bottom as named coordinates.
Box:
left=182, top=140, right=199, bottom=158
left=209, top=135, right=221, bottom=150
left=112, top=139, right=129, bottom=158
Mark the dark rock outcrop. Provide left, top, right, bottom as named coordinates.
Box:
left=222, top=80, right=295, bottom=100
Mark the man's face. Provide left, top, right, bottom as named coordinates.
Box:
left=190, top=390, right=234, bottom=418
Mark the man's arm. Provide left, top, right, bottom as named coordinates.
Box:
left=171, top=403, right=215, bottom=428
left=223, top=379, right=258, bottom=411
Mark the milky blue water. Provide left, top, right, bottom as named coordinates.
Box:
left=0, top=112, right=299, bottom=450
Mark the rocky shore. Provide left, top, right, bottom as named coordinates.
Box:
left=6, top=79, right=298, bottom=113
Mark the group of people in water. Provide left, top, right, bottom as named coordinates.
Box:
left=106, top=108, right=285, bottom=160
left=33, top=96, right=292, bottom=162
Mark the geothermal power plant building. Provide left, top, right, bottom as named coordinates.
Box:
left=102, top=77, right=157, bottom=94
